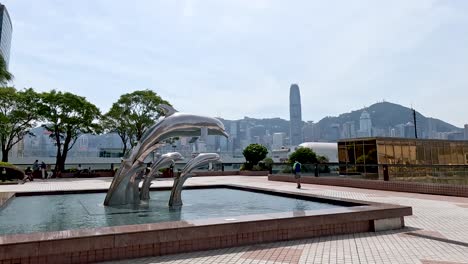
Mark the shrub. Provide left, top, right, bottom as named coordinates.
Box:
left=257, top=157, right=273, bottom=172
left=0, top=161, right=15, bottom=168
left=0, top=163, right=24, bottom=181
left=242, top=144, right=268, bottom=168
left=252, top=165, right=263, bottom=171
left=288, top=147, right=318, bottom=165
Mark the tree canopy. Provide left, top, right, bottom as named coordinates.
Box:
left=0, top=87, right=40, bottom=162
left=243, top=143, right=268, bottom=168
left=39, top=90, right=101, bottom=172
left=288, top=147, right=318, bottom=164
left=102, top=90, right=170, bottom=155
left=0, top=55, right=13, bottom=87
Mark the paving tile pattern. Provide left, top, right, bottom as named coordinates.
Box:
left=2, top=176, right=468, bottom=263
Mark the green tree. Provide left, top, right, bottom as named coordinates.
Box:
left=0, top=55, right=13, bottom=87
left=102, top=90, right=170, bottom=154
left=0, top=88, right=40, bottom=162
left=317, top=155, right=329, bottom=163
left=242, top=143, right=268, bottom=169
left=288, top=147, right=318, bottom=164
left=39, top=90, right=101, bottom=172
left=101, top=107, right=132, bottom=156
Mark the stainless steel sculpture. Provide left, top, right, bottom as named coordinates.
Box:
left=169, top=153, right=221, bottom=208
left=140, top=152, right=183, bottom=201
left=104, top=105, right=228, bottom=206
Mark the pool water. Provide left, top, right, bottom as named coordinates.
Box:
left=0, top=188, right=345, bottom=235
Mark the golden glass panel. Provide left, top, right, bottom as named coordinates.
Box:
left=424, top=143, right=433, bottom=165
left=431, top=145, right=439, bottom=164
left=416, top=143, right=425, bottom=164
left=385, top=144, right=395, bottom=164
left=401, top=145, right=410, bottom=162
left=456, top=145, right=465, bottom=164
left=377, top=143, right=387, bottom=164
left=355, top=142, right=365, bottom=164
left=394, top=144, right=403, bottom=164
left=409, top=145, right=417, bottom=164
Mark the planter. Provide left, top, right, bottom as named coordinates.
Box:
left=239, top=171, right=269, bottom=176
left=0, top=165, right=24, bottom=181
left=192, top=171, right=239, bottom=176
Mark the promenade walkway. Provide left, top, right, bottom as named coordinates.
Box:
left=1, top=176, right=468, bottom=264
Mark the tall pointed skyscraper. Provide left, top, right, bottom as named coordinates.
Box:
left=0, top=4, right=12, bottom=67
left=289, top=84, right=303, bottom=146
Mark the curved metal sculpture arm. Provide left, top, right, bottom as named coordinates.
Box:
left=169, top=153, right=221, bottom=207
left=140, top=152, right=183, bottom=201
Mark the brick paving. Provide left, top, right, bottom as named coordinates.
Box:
left=1, top=176, right=468, bottom=264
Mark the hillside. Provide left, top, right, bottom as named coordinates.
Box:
left=317, top=101, right=460, bottom=135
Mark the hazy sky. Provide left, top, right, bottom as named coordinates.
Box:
left=3, top=0, right=468, bottom=127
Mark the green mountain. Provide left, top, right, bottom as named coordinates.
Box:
left=316, top=101, right=460, bottom=139
left=220, top=101, right=461, bottom=142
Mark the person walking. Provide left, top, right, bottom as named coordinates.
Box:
left=40, top=161, right=47, bottom=179
left=292, top=160, right=302, bottom=189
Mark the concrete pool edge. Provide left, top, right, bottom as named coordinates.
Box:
left=0, top=184, right=412, bottom=263
left=0, top=193, right=14, bottom=209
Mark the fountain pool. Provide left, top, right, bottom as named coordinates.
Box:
left=0, top=185, right=412, bottom=263
left=0, top=187, right=347, bottom=235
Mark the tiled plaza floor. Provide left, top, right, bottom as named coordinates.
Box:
left=1, top=176, right=468, bottom=264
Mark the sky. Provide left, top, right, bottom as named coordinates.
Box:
left=3, top=0, right=468, bottom=127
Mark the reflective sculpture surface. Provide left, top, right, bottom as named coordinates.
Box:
left=104, top=105, right=228, bottom=206
left=140, top=152, right=183, bottom=201
left=169, top=153, right=221, bottom=208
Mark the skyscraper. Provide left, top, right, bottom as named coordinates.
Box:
left=357, top=110, right=372, bottom=137
left=0, top=4, right=12, bottom=67
left=289, top=84, right=303, bottom=146
left=341, top=121, right=356, bottom=139
left=272, top=132, right=286, bottom=150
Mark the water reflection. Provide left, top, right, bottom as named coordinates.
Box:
left=0, top=189, right=343, bottom=235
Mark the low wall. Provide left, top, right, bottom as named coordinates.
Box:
left=192, top=171, right=239, bottom=176
left=269, top=175, right=468, bottom=197
left=193, top=171, right=269, bottom=176
left=239, top=171, right=269, bottom=176
left=0, top=207, right=409, bottom=263
left=60, top=171, right=115, bottom=178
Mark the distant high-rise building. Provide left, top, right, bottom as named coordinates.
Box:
left=465, top=124, right=468, bottom=140
left=272, top=132, right=286, bottom=150
left=357, top=110, right=372, bottom=137
left=395, top=124, right=405, bottom=137
left=447, top=132, right=464, bottom=141
left=341, top=121, right=356, bottom=139
left=329, top=123, right=340, bottom=141
left=404, top=122, right=416, bottom=139
left=0, top=4, right=12, bottom=67
left=289, top=84, right=303, bottom=146
left=303, top=121, right=320, bottom=142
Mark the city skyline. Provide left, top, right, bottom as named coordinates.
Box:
left=11, top=100, right=467, bottom=162
left=2, top=1, right=468, bottom=127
